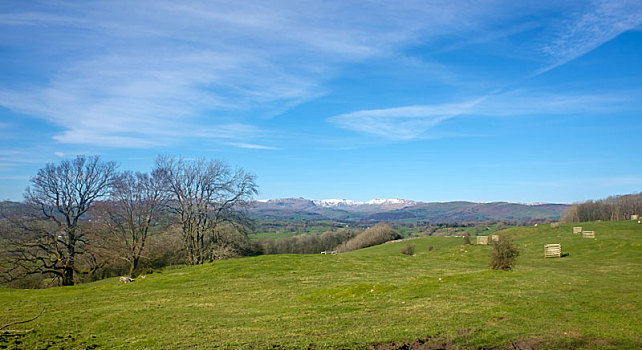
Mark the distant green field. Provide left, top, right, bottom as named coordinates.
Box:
left=429, top=223, right=514, bottom=237
left=1, top=221, right=640, bottom=349
left=249, top=231, right=299, bottom=240
left=250, top=222, right=354, bottom=240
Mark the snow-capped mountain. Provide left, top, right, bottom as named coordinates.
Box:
left=249, top=197, right=568, bottom=222
left=312, top=198, right=417, bottom=210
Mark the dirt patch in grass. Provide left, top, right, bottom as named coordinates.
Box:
left=368, top=336, right=636, bottom=350
left=367, top=337, right=537, bottom=350
left=508, top=338, right=543, bottom=350
left=368, top=337, right=455, bottom=350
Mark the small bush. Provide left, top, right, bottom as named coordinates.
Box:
left=428, top=246, right=434, bottom=252
left=489, top=236, right=519, bottom=270
left=402, top=243, right=415, bottom=256
left=463, top=234, right=471, bottom=245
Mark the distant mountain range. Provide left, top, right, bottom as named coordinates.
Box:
left=0, top=198, right=570, bottom=224
left=250, top=198, right=569, bottom=223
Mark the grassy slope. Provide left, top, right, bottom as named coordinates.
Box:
left=1, top=221, right=641, bottom=349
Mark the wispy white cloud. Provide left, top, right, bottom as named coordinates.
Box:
left=328, top=89, right=636, bottom=140
left=473, top=90, right=633, bottom=116
left=224, top=142, right=280, bottom=150
left=533, top=0, right=642, bottom=75
left=328, top=97, right=486, bottom=140
left=0, top=1, right=490, bottom=148
left=191, top=123, right=267, bottom=140
left=1, top=1, right=640, bottom=149
left=327, top=0, right=642, bottom=141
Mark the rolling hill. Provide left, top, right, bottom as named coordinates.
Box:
left=1, top=220, right=640, bottom=349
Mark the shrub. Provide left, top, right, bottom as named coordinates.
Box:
left=402, top=243, right=415, bottom=256
left=208, top=223, right=261, bottom=261
left=143, top=228, right=187, bottom=270
left=428, top=246, right=434, bottom=252
left=463, top=234, right=471, bottom=245
left=489, top=236, right=519, bottom=270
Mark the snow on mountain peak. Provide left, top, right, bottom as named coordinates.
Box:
left=365, top=198, right=414, bottom=205
left=312, top=198, right=416, bottom=208
left=312, top=199, right=359, bottom=207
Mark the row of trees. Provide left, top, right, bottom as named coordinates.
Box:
left=257, top=224, right=403, bottom=255
left=562, top=193, right=642, bottom=222
left=1, top=155, right=257, bottom=286
left=259, top=228, right=359, bottom=255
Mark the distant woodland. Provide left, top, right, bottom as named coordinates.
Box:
left=562, top=193, right=642, bottom=222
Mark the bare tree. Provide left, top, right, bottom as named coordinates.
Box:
left=9, top=155, right=117, bottom=286
left=154, top=156, right=257, bottom=265
left=100, top=171, right=166, bottom=277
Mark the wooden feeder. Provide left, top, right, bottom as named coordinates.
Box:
left=572, top=227, right=582, bottom=234
left=476, top=236, right=489, bottom=245
left=550, top=222, right=560, bottom=228
left=544, top=244, right=561, bottom=258
left=491, top=234, right=499, bottom=242
left=582, top=231, right=595, bottom=239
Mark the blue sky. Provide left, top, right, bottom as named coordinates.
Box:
left=1, top=0, right=641, bottom=203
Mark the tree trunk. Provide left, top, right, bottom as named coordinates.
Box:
left=62, top=266, right=74, bottom=286
left=129, top=256, right=140, bottom=278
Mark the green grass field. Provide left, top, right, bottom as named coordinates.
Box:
left=1, top=221, right=641, bottom=349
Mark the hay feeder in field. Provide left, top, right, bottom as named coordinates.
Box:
left=582, top=231, right=595, bottom=239
left=477, top=236, right=489, bottom=245
left=550, top=222, right=560, bottom=228
left=572, top=227, right=582, bottom=234
left=631, top=214, right=639, bottom=220
left=544, top=244, right=561, bottom=258
left=491, top=234, right=499, bottom=242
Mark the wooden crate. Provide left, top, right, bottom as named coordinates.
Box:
left=477, top=236, right=489, bottom=245
left=550, top=222, right=560, bottom=228
left=632, top=215, right=639, bottom=220
left=544, top=244, right=561, bottom=258
left=572, top=226, right=582, bottom=234
left=491, top=234, right=499, bottom=242
left=582, top=231, right=595, bottom=239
